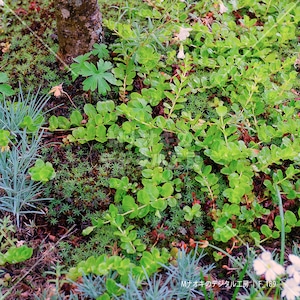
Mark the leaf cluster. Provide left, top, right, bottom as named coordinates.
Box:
left=70, top=44, right=117, bottom=95
left=0, top=88, right=55, bottom=226
left=48, top=0, right=300, bottom=254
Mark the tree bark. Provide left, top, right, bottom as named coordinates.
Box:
left=56, top=0, right=102, bottom=66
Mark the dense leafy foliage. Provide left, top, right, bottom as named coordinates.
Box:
left=1, top=0, right=300, bottom=298
left=48, top=0, right=300, bottom=296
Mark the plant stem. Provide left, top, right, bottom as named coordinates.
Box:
left=274, top=183, right=285, bottom=299
left=275, top=184, right=285, bottom=265
left=62, top=91, right=77, bottom=109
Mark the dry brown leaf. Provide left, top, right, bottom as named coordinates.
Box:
left=1, top=41, right=11, bottom=53
left=48, top=83, right=64, bottom=98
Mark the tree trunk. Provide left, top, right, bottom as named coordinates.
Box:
left=56, top=0, right=102, bottom=66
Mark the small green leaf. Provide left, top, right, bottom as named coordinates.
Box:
left=29, top=159, right=56, bottom=182
left=91, top=43, right=109, bottom=59
left=4, top=245, right=33, bottom=264
left=84, top=103, right=97, bottom=118
left=122, top=196, right=139, bottom=218
left=120, top=241, right=136, bottom=254
left=155, top=116, right=167, bottom=128
left=0, top=84, right=15, bottom=97
left=95, top=125, right=107, bottom=143
left=216, top=106, right=228, bottom=117
left=57, top=116, right=70, bottom=129
left=70, top=53, right=91, bottom=80
left=97, top=100, right=115, bottom=113
left=138, top=206, right=150, bottom=218
left=49, top=115, right=58, bottom=131
left=82, top=226, right=96, bottom=236
left=160, top=182, right=174, bottom=197
left=213, top=251, right=223, bottom=262
left=86, top=124, right=96, bottom=141
left=285, top=210, right=297, bottom=226
left=0, top=129, right=10, bottom=147
left=272, top=231, right=280, bottom=238
left=96, top=293, right=110, bottom=300
left=135, top=45, right=160, bottom=70
left=72, top=127, right=86, bottom=141
left=0, top=72, right=9, bottom=83
left=250, top=232, right=261, bottom=246
left=70, top=110, right=83, bottom=126
left=168, top=197, right=177, bottom=207
left=137, top=189, right=150, bottom=205
left=114, top=214, right=124, bottom=227
left=260, top=224, right=272, bottom=237
left=0, top=73, right=14, bottom=96
left=151, top=198, right=167, bottom=210
left=20, top=115, right=43, bottom=132
left=183, top=204, right=201, bottom=221
left=0, top=253, right=6, bottom=265
left=217, top=55, right=226, bottom=67
left=106, top=278, right=124, bottom=296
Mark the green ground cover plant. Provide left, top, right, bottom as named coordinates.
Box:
left=0, top=216, right=32, bottom=266
left=46, top=0, right=300, bottom=297
left=0, top=72, right=14, bottom=100
left=0, top=0, right=300, bottom=298
left=0, top=87, right=56, bottom=226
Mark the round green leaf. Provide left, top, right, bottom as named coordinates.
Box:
left=160, top=182, right=174, bottom=198
left=216, top=106, right=228, bottom=117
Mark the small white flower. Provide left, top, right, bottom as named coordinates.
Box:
left=261, top=251, right=273, bottom=261
left=287, top=265, right=300, bottom=284
left=0, top=0, right=4, bottom=6
left=253, top=251, right=285, bottom=281
left=219, top=1, right=228, bottom=14
left=177, top=44, right=185, bottom=59
left=282, top=278, right=300, bottom=300
left=176, top=27, right=192, bottom=41
left=289, top=254, right=300, bottom=270
left=287, top=254, right=300, bottom=284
